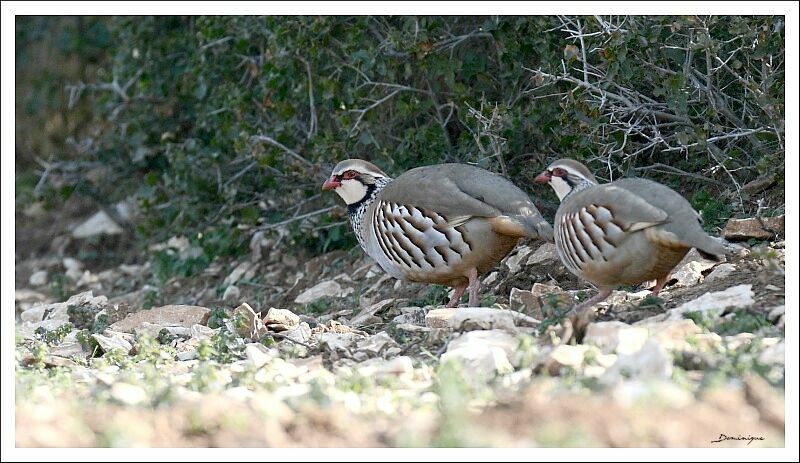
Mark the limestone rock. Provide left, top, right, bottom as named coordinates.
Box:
left=350, top=299, right=395, bottom=326
left=722, top=215, right=784, bottom=241
left=264, top=308, right=300, bottom=331
left=91, top=333, right=133, bottom=355
left=232, top=303, right=268, bottom=340
left=704, top=263, right=737, bottom=283
left=110, top=383, right=147, bottom=406
left=244, top=343, right=273, bottom=368
left=29, top=270, right=48, bottom=287
left=109, top=305, right=211, bottom=333
left=584, top=321, right=650, bottom=354
left=666, top=284, right=754, bottom=320
left=294, top=280, right=353, bottom=305
left=425, top=307, right=515, bottom=331
left=526, top=243, right=558, bottom=266
left=441, top=330, right=518, bottom=378
left=504, top=245, right=534, bottom=273
left=355, top=356, right=414, bottom=380
left=222, top=285, right=241, bottom=302
left=541, top=344, right=616, bottom=376
left=72, top=210, right=123, bottom=238
left=635, top=318, right=705, bottom=351
left=601, top=340, right=673, bottom=383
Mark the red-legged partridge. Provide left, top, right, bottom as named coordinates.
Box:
left=323, top=159, right=553, bottom=307
left=535, top=158, right=727, bottom=316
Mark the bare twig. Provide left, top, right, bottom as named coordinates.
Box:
left=250, top=135, right=313, bottom=167
left=256, top=206, right=339, bottom=231
left=348, top=89, right=400, bottom=136
left=200, top=36, right=233, bottom=51
left=299, top=56, right=318, bottom=141
left=268, top=331, right=313, bottom=349
left=633, top=163, right=728, bottom=188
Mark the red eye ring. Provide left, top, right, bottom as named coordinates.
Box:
left=551, top=167, right=567, bottom=177
left=342, top=170, right=358, bottom=180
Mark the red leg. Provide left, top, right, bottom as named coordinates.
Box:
left=568, top=288, right=613, bottom=316
left=466, top=268, right=479, bottom=307
left=651, top=275, right=669, bottom=296
left=446, top=285, right=467, bottom=308
left=560, top=289, right=613, bottom=344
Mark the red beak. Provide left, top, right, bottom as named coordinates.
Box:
left=534, top=171, right=551, bottom=184
left=322, top=176, right=341, bottom=191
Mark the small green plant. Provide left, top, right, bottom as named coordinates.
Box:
left=685, top=309, right=774, bottom=336
left=714, top=309, right=773, bottom=336
left=207, top=323, right=246, bottom=363
left=304, top=298, right=331, bottom=315
left=49, top=273, right=70, bottom=301
left=637, top=295, right=665, bottom=310
left=35, top=322, right=73, bottom=345
left=142, top=289, right=159, bottom=309
left=206, top=307, right=231, bottom=329
left=28, top=342, right=49, bottom=369
left=691, top=188, right=732, bottom=232
left=156, top=328, right=177, bottom=345
left=135, top=333, right=171, bottom=364
left=410, top=285, right=451, bottom=307
left=76, top=330, right=102, bottom=357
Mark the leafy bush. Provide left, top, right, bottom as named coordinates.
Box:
left=16, top=16, right=785, bottom=257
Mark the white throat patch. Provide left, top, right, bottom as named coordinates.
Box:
left=550, top=176, right=573, bottom=202
left=335, top=179, right=369, bottom=205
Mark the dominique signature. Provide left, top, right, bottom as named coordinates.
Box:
left=710, top=433, right=765, bottom=445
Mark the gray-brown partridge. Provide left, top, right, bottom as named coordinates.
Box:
left=535, top=158, right=727, bottom=315
left=323, top=159, right=553, bottom=307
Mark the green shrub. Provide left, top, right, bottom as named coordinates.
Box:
left=16, top=16, right=784, bottom=256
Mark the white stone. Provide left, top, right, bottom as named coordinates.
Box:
left=63, top=257, right=84, bottom=281
left=350, top=299, right=394, bottom=326
left=441, top=330, right=518, bottom=379
left=21, top=305, right=48, bottom=324
left=704, top=263, right=737, bottom=283
left=282, top=323, right=312, bottom=344
left=264, top=308, right=301, bottom=329
left=482, top=271, right=500, bottom=286
left=110, top=383, right=147, bottom=406
left=666, top=284, right=754, bottom=320
left=222, top=284, right=241, bottom=302
left=190, top=324, right=215, bottom=339
left=176, top=350, right=198, bottom=361
left=758, top=340, right=785, bottom=365
left=356, top=332, right=397, bottom=356
left=316, top=332, right=358, bottom=353
left=245, top=343, right=273, bottom=368
left=425, top=307, right=516, bottom=331
left=767, top=305, right=785, bottom=323
left=635, top=319, right=704, bottom=351
left=92, top=333, right=133, bottom=354
left=504, top=246, right=534, bottom=273
left=355, top=356, right=414, bottom=380
left=72, top=210, right=123, bottom=238
left=584, top=321, right=650, bottom=354
left=601, top=340, right=672, bottom=384
left=526, top=243, right=558, bottom=265
left=294, top=280, right=353, bottom=304
left=28, top=270, right=48, bottom=287
left=670, top=259, right=716, bottom=287
left=612, top=380, right=694, bottom=409
left=223, top=261, right=254, bottom=286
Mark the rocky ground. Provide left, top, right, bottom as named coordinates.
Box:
left=14, top=202, right=786, bottom=447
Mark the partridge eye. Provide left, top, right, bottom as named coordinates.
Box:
left=552, top=167, right=567, bottom=177
left=342, top=170, right=358, bottom=180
